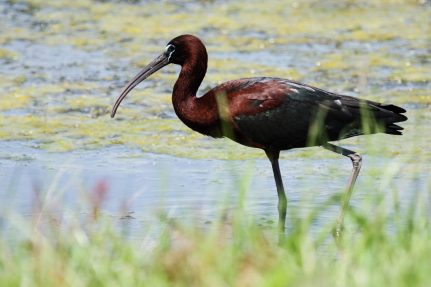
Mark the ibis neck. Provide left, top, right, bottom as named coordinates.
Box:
left=173, top=58, right=207, bottom=101
left=172, top=56, right=221, bottom=136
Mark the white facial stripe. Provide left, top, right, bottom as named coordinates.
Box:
left=165, top=44, right=174, bottom=51
left=165, top=44, right=175, bottom=61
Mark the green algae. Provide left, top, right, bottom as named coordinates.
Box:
left=390, top=66, right=431, bottom=83
left=0, top=0, right=429, bottom=160
left=0, top=48, right=18, bottom=61
left=0, top=93, right=30, bottom=110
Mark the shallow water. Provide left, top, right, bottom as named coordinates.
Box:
left=1, top=139, right=429, bottom=236
left=0, top=0, right=430, bottom=235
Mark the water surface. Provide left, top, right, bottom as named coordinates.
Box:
left=0, top=0, right=430, bottom=235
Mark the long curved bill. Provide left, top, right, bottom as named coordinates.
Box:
left=111, top=53, right=170, bottom=118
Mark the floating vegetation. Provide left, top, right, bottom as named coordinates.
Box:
left=0, top=0, right=429, bottom=159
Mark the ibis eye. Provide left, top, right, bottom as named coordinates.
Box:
left=166, top=44, right=175, bottom=54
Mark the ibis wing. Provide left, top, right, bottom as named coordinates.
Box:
left=316, top=94, right=407, bottom=136
left=208, top=77, right=289, bottom=117
left=216, top=77, right=407, bottom=149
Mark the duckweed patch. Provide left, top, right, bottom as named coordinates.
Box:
left=0, top=93, right=31, bottom=110
left=0, top=48, right=18, bottom=61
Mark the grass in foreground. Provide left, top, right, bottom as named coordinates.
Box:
left=0, top=179, right=430, bottom=287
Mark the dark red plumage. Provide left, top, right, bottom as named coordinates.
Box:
left=156, top=35, right=406, bottom=150
left=111, top=34, right=407, bottom=234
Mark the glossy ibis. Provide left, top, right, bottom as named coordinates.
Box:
left=111, top=35, right=407, bottom=234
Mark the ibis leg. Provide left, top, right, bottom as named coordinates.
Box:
left=265, top=150, right=287, bottom=233
left=323, top=143, right=362, bottom=237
